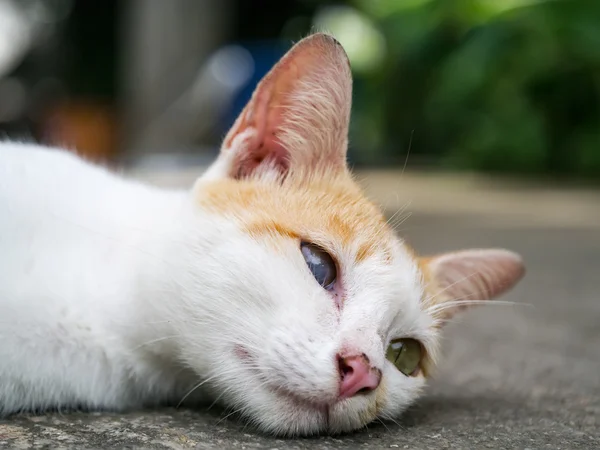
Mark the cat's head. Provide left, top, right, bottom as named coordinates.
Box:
left=186, top=34, right=525, bottom=436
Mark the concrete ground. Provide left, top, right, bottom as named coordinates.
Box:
left=1, top=169, right=599, bottom=449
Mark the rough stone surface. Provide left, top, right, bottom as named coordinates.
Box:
left=2, top=176, right=599, bottom=449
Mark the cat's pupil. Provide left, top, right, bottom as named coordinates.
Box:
left=300, top=242, right=337, bottom=289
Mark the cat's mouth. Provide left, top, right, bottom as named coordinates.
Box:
left=234, top=344, right=331, bottom=413
left=233, top=344, right=383, bottom=434
left=272, top=387, right=330, bottom=416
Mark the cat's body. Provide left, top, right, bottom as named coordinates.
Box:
left=0, top=143, right=202, bottom=412
left=0, top=34, right=524, bottom=436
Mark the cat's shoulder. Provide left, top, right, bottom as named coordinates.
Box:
left=0, top=140, right=119, bottom=184
left=0, top=140, right=132, bottom=213
left=1, top=140, right=93, bottom=168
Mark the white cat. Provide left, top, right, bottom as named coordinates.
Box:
left=0, top=33, right=524, bottom=436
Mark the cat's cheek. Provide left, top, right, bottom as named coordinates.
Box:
left=376, top=368, right=427, bottom=420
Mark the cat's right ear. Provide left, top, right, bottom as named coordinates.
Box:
left=420, top=249, right=525, bottom=325
left=200, top=33, right=352, bottom=182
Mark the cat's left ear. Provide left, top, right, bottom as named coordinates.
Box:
left=201, top=33, right=352, bottom=181
left=420, top=249, right=525, bottom=325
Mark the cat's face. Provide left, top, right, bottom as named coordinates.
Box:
left=186, top=34, right=524, bottom=436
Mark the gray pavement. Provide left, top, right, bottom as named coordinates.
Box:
left=1, top=172, right=599, bottom=449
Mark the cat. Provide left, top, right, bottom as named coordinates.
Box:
left=0, top=33, right=525, bottom=436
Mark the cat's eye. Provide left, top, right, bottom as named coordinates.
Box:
left=386, top=338, right=422, bottom=376
left=301, top=242, right=337, bottom=289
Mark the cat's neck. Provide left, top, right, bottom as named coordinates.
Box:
left=116, top=184, right=232, bottom=367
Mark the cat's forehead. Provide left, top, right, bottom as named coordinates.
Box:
left=197, top=170, right=397, bottom=262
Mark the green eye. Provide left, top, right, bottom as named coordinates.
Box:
left=386, top=338, right=423, bottom=376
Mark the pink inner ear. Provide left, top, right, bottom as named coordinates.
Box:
left=232, top=131, right=289, bottom=179
left=220, top=33, right=352, bottom=180
left=231, top=81, right=291, bottom=178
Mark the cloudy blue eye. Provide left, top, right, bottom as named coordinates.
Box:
left=301, top=242, right=337, bottom=289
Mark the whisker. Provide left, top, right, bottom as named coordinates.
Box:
left=128, top=335, right=180, bottom=352
left=177, top=373, right=228, bottom=408
left=177, top=365, right=251, bottom=408
left=427, top=299, right=532, bottom=315
left=390, top=211, right=413, bottom=232
left=385, top=200, right=412, bottom=229
left=217, top=406, right=245, bottom=425
left=375, top=417, right=391, bottom=433
left=400, top=129, right=415, bottom=179
left=386, top=415, right=402, bottom=428
left=423, top=271, right=482, bottom=306
left=206, top=391, right=226, bottom=411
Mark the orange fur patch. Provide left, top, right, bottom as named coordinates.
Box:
left=196, top=169, right=394, bottom=264
left=374, top=377, right=388, bottom=415
left=417, top=257, right=438, bottom=303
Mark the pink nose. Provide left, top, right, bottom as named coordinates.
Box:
left=337, top=354, right=382, bottom=399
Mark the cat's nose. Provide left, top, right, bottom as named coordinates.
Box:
left=337, top=353, right=382, bottom=399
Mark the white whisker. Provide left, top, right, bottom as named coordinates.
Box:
left=128, top=335, right=180, bottom=352
left=427, top=299, right=532, bottom=315
left=400, top=129, right=415, bottom=178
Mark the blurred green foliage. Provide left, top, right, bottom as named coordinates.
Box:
left=344, top=0, right=600, bottom=177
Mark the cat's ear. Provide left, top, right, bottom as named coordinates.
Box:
left=202, top=33, right=352, bottom=181
left=420, top=249, right=525, bottom=325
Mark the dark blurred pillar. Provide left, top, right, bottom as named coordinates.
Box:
left=119, top=0, right=233, bottom=163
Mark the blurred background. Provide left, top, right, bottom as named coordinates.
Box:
left=2, top=3, right=599, bottom=446
left=0, top=0, right=599, bottom=179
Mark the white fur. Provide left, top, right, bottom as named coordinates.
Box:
left=0, top=142, right=435, bottom=435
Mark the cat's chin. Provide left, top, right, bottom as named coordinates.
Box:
left=231, top=344, right=378, bottom=436
left=241, top=383, right=378, bottom=436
